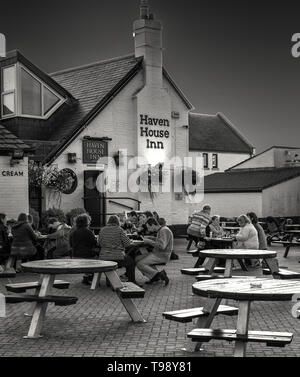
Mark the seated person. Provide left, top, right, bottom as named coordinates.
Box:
left=208, top=216, right=224, bottom=238
left=69, top=214, right=97, bottom=285
left=136, top=218, right=173, bottom=286
left=0, top=213, right=10, bottom=265
left=127, top=211, right=139, bottom=227
left=43, top=218, right=71, bottom=258
left=137, top=211, right=154, bottom=236
left=98, top=215, right=138, bottom=285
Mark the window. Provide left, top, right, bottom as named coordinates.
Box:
left=1, top=65, right=16, bottom=116
left=212, top=153, right=218, bottom=169
left=1, top=64, right=64, bottom=119
left=20, top=67, right=62, bottom=118
left=203, top=153, right=209, bottom=169
left=21, top=68, right=42, bottom=116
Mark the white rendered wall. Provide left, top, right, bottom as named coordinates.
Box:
left=189, top=151, right=250, bottom=176
left=202, top=192, right=263, bottom=218
left=0, top=156, right=29, bottom=219
left=262, top=176, right=300, bottom=217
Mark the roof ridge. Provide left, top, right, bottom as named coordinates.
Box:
left=50, top=53, right=138, bottom=76
left=217, top=112, right=254, bottom=152
left=189, top=112, right=218, bottom=117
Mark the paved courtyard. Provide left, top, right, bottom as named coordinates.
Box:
left=0, top=239, right=299, bottom=357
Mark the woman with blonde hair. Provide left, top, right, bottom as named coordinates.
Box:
left=233, top=214, right=259, bottom=267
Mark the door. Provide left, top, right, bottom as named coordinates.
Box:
left=83, top=171, right=106, bottom=229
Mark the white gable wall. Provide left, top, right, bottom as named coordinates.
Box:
left=189, top=151, right=251, bottom=176
left=47, top=71, right=199, bottom=224
left=0, top=156, right=29, bottom=219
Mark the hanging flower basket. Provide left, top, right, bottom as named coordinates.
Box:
left=181, top=168, right=198, bottom=196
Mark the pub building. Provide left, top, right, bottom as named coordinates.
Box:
left=0, top=0, right=254, bottom=226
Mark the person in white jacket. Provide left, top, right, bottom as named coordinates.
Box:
left=234, top=214, right=259, bottom=267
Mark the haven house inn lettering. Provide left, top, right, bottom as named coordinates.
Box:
left=139, top=114, right=170, bottom=150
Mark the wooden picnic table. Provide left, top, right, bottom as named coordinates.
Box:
left=285, top=224, right=300, bottom=229
left=223, top=227, right=240, bottom=232
left=21, top=259, right=146, bottom=339
left=285, top=230, right=300, bottom=236
left=189, top=278, right=300, bottom=357
left=199, top=249, right=278, bottom=278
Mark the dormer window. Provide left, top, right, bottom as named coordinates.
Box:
left=1, top=65, right=16, bottom=116
left=1, top=64, right=65, bottom=119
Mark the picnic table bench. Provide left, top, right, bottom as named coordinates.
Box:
left=163, top=305, right=238, bottom=323
left=272, top=240, right=300, bottom=258
left=16, top=259, right=146, bottom=339
left=6, top=280, right=70, bottom=293
left=5, top=294, right=78, bottom=306
left=187, top=278, right=300, bottom=357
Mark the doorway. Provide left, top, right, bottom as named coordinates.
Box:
left=83, top=170, right=106, bottom=229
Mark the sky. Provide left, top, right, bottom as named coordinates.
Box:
left=1, top=0, right=300, bottom=153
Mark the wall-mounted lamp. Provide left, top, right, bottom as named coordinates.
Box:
left=10, top=149, right=24, bottom=167
left=68, top=153, right=77, bottom=164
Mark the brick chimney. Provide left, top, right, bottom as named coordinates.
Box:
left=133, top=0, right=163, bottom=87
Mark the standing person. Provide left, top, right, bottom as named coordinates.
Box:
left=69, top=214, right=97, bottom=285
left=136, top=218, right=173, bottom=286
left=98, top=215, right=138, bottom=285
left=247, top=212, right=268, bottom=250
left=0, top=213, right=10, bottom=265
left=233, top=214, right=259, bottom=267
left=187, top=205, right=212, bottom=247
left=11, top=213, right=38, bottom=271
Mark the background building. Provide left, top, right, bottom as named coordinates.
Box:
left=204, top=146, right=300, bottom=217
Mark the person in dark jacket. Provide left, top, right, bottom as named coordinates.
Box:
left=69, top=214, right=97, bottom=285
left=11, top=213, right=38, bottom=271
left=0, top=213, right=10, bottom=264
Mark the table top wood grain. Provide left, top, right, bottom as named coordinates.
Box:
left=21, top=259, right=118, bottom=274
left=198, top=249, right=277, bottom=260
left=192, top=278, right=300, bottom=301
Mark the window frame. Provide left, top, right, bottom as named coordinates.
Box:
left=19, top=64, right=65, bottom=119
left=1, top=64, right=17, bottom=118
left=1, top=63, right=65, bottom=120
left=212, top=153, right=219, bottom=169
left=202, top=152, right=209, bottom=169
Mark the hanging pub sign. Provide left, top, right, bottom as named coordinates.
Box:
left=82, top=138, right=108, bottom=164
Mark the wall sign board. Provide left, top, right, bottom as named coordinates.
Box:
left=82, top=139, right=108, bottom=164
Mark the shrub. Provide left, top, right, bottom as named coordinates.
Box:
left=41, top=207, right=66, bottom=226
left=66, top=208, right=87, bottom=226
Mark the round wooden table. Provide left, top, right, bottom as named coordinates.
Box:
left=190, top=278, right=300, bottom=357
left=22, top=259, right=118, bottom=275
left=198, top=249, right=278, bottom=278
left=21, top=259, right=145, bottom=339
